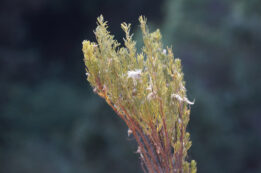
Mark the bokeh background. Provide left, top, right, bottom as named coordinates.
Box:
left=1, top=0, right=261, bottom=173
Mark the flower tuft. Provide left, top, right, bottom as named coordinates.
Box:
left=127, top=69, right=142, bottom=85
left=171, top=93, right=195, bottom=105
left=127, top=69, right=142, bottom=79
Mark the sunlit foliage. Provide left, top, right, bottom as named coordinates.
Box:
left=82, top=15, right=196, bottom=173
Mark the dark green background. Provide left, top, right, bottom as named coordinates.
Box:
left=1, top=0, right=260, bottom=172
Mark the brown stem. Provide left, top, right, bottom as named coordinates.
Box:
left=119, top=105, right=162, bottom=173
left=159, top=98, right=173, bottom=173
left=98, top=90, right=155, bottom=173
left=148, top=121, right=169, bottom=172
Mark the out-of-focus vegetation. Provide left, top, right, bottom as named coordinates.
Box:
left=0, top=0, right=260, bottom=173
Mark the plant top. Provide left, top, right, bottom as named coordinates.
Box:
left=82, top=15, right=196, bottom=173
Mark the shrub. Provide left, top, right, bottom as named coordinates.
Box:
left=82, top=15, right=196, bottom=173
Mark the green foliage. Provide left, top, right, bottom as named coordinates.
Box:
left=83, top=15, right=196, bottom=173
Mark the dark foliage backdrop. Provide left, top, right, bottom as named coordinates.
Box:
left=0, top=0, right=260, bottom=173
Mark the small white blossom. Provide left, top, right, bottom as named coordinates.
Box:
left=127, top=69, right=142, bottom=79
left=147, top=92, right=154, bottom=101
left=127, top=69, right=142, bottom=85
left=184, top=97, right=195, bottom=105
left=85, top=72, right=89, bottom=76
left=140, top=153, right=144, bottom=159
left=127, top=129, right=132, bottom=136
left=171, top=94, right=183, bottom=102
left=178, top=118, right=182, bottom=124
left=162, top=49, right=167, bottom=55
left=136, top=146, right=141, bottom=153
left=171, top=93, right=194, bottom=105
left=136, top=146, right=144, bottom=159
left=114, top=104, right=119, bottom=109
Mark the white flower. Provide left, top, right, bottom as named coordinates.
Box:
left=171, top=94, right=183, bottom=102
left=136, top=146, right=141, bottom=153
left=171, top=93, right=194, bottom=105
left=162, top=49, right=167, bottom=55
left=184, top=97, right=195, bottom=105
left=114, top=104, right=119, bottom=109
left=127, top=129, right=132, bottom=136
left=127, top=69, right=142, bottom=79
left=147, top=92, right=155, bottom=101
left=127, top=69, right=142, bottom=85
left=85, top=72, right=89, bottom=76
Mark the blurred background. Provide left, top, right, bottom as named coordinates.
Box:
left=1, top=0, right=261, bottom=173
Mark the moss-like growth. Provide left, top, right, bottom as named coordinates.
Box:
left=82, top=15, right=196, bottom=173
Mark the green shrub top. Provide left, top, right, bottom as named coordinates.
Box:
left=83, top=15, right=196, bottom=173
